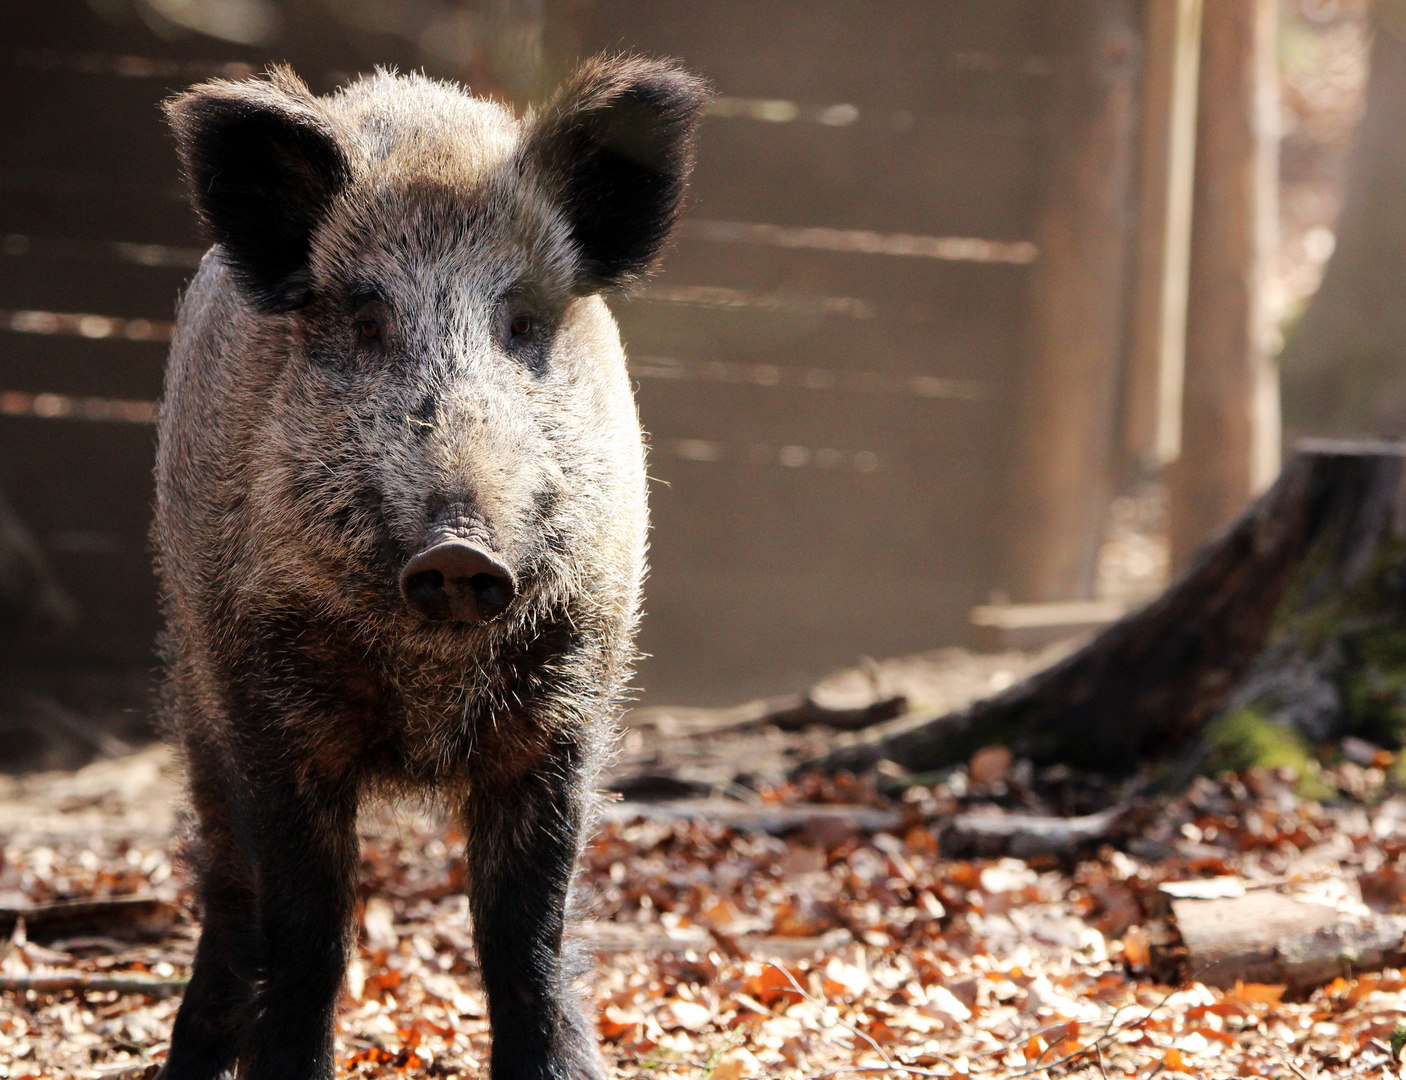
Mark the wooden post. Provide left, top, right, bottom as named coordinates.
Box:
left=1125, top=0, right=1204, bottom=470
left=1168, top=0, right=1280, bottom=570
left=1280, top=3, right=1406, bottom=439
left=1004, top=0, right=1142, bottom=602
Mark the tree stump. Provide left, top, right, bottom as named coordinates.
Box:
left=800, top=442, right=1406, bottom=776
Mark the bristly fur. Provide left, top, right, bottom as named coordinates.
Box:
left=154, top=56, right=708, bottom=1080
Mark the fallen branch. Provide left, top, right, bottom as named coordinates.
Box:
left=0, top=972, right=187, bottom=998
left=0, top=895, right=178, bottom=943
left=26, top=693, right=131, bottom=759
left=581, top=920, right=711, bottom=954
left=603, top=799, right=903, bottom=835
left=940, top=803, right=1147, bottom=859
left=623, top=691, right=906, bottom=740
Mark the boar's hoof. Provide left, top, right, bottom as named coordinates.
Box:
left=400, top=540, right=517, bottom=623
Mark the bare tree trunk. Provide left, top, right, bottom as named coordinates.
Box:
left=1002, top=0, right=1140, bottom=602
left=1168, top=0, right=1281, bottom=571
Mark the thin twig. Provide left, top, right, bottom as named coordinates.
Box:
left=1270, top=1048, right=1314, bottom=1080
left=766, top=962, right=898, bottom=1073
left=697, top=1029, right=741, bottom=1080
left=1002, top=979, right=1194, bottom=1079
left=971, top=983, right=1134, bottom=1066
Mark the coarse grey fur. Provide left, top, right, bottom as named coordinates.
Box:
left=153, top=59, right=707, bottom=1080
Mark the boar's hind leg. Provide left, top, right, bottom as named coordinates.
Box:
left=240, top=774, right=359, bottom=1080
left=465, top=734, right=604, bottom=1080
left=162, top=764, right=259, bottom=1080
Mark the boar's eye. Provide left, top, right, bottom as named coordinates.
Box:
left=499, top=301, right=548, bottom=374
left=350, top=294, right=388, bottom=351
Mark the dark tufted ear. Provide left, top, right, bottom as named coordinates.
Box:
left=165, top=67, right=350, bottom=312
left=526, top=54, right=710, bottom=293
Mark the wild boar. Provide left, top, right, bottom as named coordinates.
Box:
left=153, top=56, right=707, bottom=1080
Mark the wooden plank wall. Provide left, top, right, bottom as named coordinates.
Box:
left=0, top=3, right=439, bottom=673
left=562, top=1, right=1052, bottom=700
left=0, top=1, right=1099, bottom=707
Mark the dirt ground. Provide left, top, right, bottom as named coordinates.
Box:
left=3, top=641, right=1406, bottom=1080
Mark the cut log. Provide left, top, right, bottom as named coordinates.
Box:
left=1168, top=890, right=1406, bottom=991
left=798, top=442, right=1406, bottom=775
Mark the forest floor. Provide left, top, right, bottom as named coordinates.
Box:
left=3, top=644, right=1406, bottom=1080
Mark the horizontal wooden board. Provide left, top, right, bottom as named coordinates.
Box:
left=613, top=288, right=1026, bottom=384
left=0, top=260, right=190, bottom=325
left=686, top=108, right=1041, bottom=239
left=0, top=336, right=167, bottom=401
left=570, top=0, right=1051, bottom=110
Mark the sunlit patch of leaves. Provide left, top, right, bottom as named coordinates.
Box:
left=7, top=746, right=1406, bottom=1077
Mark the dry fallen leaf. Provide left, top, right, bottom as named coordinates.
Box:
left=968, top=744, right=1014, bottom=786
left=710, top=1045, right=762, bottom=1080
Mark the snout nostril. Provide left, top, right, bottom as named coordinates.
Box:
left=399, top=540, right=517, bottom=623
left=403, top=569, right=451, bottom=620
left=470, top=572, right=512, bottom=611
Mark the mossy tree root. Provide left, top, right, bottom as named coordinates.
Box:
left=800, top=442, right=1406, bottom=776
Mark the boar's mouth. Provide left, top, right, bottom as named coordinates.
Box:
left=399, top=538, right=518, bottom=624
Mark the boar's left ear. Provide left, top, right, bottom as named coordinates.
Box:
left=165, top=67, right=350, bottom=312
left=526, top=55, right=710, bottom=293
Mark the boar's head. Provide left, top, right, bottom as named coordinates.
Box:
left=164, top=59, right=707, bottom=639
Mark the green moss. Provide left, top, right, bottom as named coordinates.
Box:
left=1295, top=768, right=1338, bottom=804
left=1204, top=707, right=1313, bottom=775
left=1342, top=655, right=1406, bottom=748
left=1202, top=708, right=1335, bottom=800
left=1254, top=530, right=1406, bottom=749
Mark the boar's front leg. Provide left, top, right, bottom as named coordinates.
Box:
left=239, top=767, right=359, bottom=1080
left=162, top=747, right=260, bottom=1080
left=464, top=732, right=604, bottom=1080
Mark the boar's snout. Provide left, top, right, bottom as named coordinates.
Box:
left=399, top=540, right=517, bottom=624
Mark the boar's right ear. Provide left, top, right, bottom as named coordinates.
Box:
left=165, top=69, right=350, bottom=312
left=526, top=55, right=710, bottom=293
